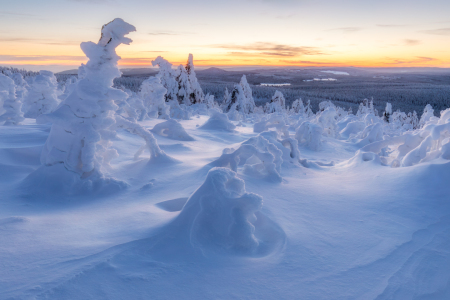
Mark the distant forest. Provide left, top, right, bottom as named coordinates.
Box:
left=55, top=68, right=450, bottom=115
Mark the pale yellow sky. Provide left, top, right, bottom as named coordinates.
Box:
left=1, top=0, right=449, bottom=72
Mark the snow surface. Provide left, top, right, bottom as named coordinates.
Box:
left=1, top=113, right=450, bottom=300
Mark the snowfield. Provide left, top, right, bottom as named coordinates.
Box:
left=1, top=115, right=449, bottom=299
left=1, top=18, right=450, bottom=300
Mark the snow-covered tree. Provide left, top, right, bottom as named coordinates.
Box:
left=139, top=77, right=169, bottom=119
left=238, top=75, right=255, bottom=113
left=175, top=64, right=191, bottom=105
left=419, top=104, right=435, bottom=128
left=290, top=98, right=304, bottom=114
left=37, top=18, right=137, bottom=179
left=305, top=100, right=314, bottom=117
left=10, top=73, right=28, bottom=102
left=265, top=90, right=286, bottom=113
left=152, top=56, right=178, bottom=102
left=185, top=53, right=204, bottom=105
left=0, top=74, right=24, bottom=125
left=23, top=70, right=60, bottom=118
left=383, top=102, right=392, bottom=123
left=357, top=98, right=377, bottom=117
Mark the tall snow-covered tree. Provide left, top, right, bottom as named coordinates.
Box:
left=37, top=18, right=137, bottom=179
left=185, top=53, right=204, bottom=105
left=23, top=70, right=60, bottom=118
left=175, top=64, right=191, bottom=105
left=419, top=104, right=434, bottom=127
left=0, top=73, right=24, bottom=125
left=239, top=75, right=255, bottom=113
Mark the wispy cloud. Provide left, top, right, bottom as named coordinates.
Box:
left=0, top=37, right=78, bottom=45
left=141, top=51, right=170, bottom=53
left=279, top=60, right=331, bottom=65
left=210, top=42, right=323, bottom=57
left=0, top=11, right=35, bottom=16
left=386, top=56, right=437, bottom=65
left=148, top=31, right=194, bottom=36
left=326, top=27, right=362, bottom=33
left=420, top=28, right=450, bottom=36
left=0, top=55, right=85, bottom=62
left=404, top=39, right=421, bottom=46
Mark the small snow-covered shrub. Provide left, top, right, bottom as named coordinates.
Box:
left=199, top=111, right=236, bottom=132
left=316, top=107, right=339, bottom=138
left=253, top=113, right=289, bottom=138
left=151, top=119, right=194, bottom=141
left=295, top=121, right=323, bottom=151
left=340, top=121, right=366, bottom=139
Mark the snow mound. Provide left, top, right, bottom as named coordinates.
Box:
left=151, top=119, right=194, bottom=141
left=173, top=167, right=285, bottom=255
left=342, top=150, right=385, bottom=168
left=199, top=111, right=236, bottom=132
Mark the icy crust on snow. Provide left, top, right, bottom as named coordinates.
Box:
left=151, top=119, right=194, bottom=141
left=168, top=167, right=285, bottom=255
left=199, top=110, right=236, bottom=132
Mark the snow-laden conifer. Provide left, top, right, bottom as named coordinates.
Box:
left=23, top=70, right=60, bottom=118
left=0, top=74, right=24, bottom=125
left=37, top=19, right=138, bottom=180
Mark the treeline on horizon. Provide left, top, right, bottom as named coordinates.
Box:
left=2, top=65, right=450, bottom=117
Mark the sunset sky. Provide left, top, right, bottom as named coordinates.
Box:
left=1, top=0, right=449, bottom=72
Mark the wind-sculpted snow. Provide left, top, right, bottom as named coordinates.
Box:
left=210, top=130, right=302, bottom=182
left=211, top=134, right=283, bottom=182
left=173, top=167, right=284, bottom=255
left=354, top=108, right=450, bottom=168
left=151, top=119, right=194, bottom=141
left=199, top=110, right=236, bottom=132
